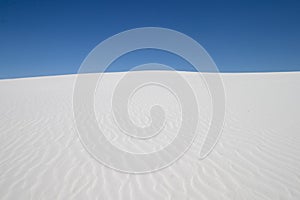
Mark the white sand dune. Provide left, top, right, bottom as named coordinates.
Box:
left=0, top=71, right=300, bottom=199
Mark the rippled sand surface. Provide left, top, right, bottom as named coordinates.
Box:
left=0, top=72, right=299, bottom=200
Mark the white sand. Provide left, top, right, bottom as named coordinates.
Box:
left=0, top=71, right=299, bottom=199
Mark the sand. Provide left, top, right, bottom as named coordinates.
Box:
left=0, top=71, right=299, bottom=199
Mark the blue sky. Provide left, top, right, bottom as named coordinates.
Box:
left=0, top=0, right=300, bottom=78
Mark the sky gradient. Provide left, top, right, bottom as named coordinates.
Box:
left=0, top=0, right=300, bottom=78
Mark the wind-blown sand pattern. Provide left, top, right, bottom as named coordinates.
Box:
left=0, top=72, right=300, bottom=199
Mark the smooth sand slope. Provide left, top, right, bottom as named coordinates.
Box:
left=0, top=71, right=299, bottom=200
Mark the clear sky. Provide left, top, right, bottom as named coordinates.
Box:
left=0, top=0, right=300, bottom=78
